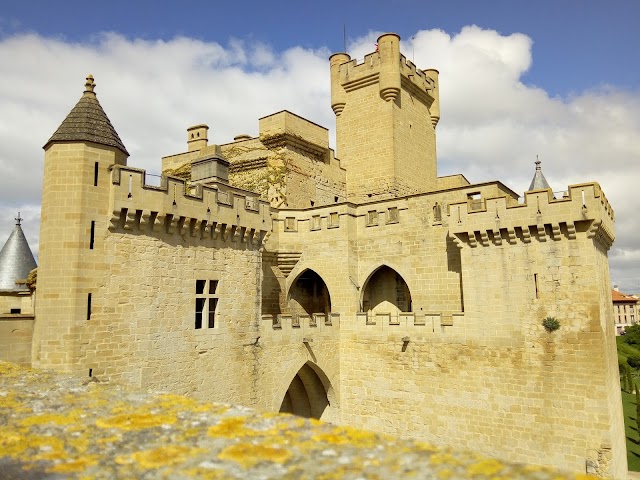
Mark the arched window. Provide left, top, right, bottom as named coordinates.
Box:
left=361, top=265, right=412, bottom=314
left=288, top=269, right=331, bottom=315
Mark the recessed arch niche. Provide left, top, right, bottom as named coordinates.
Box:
left=287, top=268, right=331, bottom=315
left=279, top=362, right=334, bottom=420
left=361, top=265, right=412, bottom=314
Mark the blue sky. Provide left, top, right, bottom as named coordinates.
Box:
left=2, top=0, right=638, bottom=96
left=0, top=0, right=639, bottom=291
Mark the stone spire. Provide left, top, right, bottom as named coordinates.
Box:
left=528, top=159, right=551, bottom=191
left=0, top=214, right=37, bottom=291
left=44, top=74, right=129, bottom=156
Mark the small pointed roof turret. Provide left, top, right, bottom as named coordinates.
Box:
left=0, top=214, right=38, bottom=291
left=44, top=74, right=129, bottom=156
left=528, top=158, right=552, bottom=191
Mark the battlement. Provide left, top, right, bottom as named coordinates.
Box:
left=109, top=165, right=271, bottom=244
left=332, top=39, right=437, bottom=109
left=261, top=313, right=340, bottom=331
left=330, top=33, right=441, bottom=200
left=449, top=183, right=615, bottom=248
left=355, top=311, right=463, bottom=330
left=273, top=198, right=411, bottom=234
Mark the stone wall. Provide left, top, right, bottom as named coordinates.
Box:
left=0, top=316, right=33, bottom=365
left=0, top=361, right=597, bottom=480
left=270, top=181, right=625, bottom=477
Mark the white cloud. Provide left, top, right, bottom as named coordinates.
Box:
left=0, top=27, right=638, bottom=292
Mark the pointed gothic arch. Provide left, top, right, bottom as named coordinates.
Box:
left=279, top=361, right=333, bottom=420
left=361, top=265, right=412, bottom=313
left=287, top=268, right=331, bottom=315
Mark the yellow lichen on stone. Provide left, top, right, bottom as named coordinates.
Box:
left=96, top=434, right=121, bottom=445
left=207, top=416, right=260, bottom=438
left=217, top=442, right=292, bottom=468
left=48, top=455, right=100, bottom=473
left=19, top=410, right=81, bottom=427
left=0, top=361, right=29, bottom=377
left=95, top=412, right=176, bottom=430
left=466, top=458, right=505, bottom=476
left=437, top=468, right=454, bottom=479
left=0, top=428, right=65, bottom=460
left=154, top=393, right=213, bottom=413
left=315, top=464, right=380, bottom=480
left=429, top=452, right=459, bottom=467
left=116, top=445, right=203, bottom=469
left=183, top=466, right=229, bottom=479
left=311, top=425, right=378, bottom=448
left=414, top=440, right=439, bottom=452
left=0, top=391, right=32, bottom=413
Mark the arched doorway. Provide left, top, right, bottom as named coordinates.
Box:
left=279, top=362, right=331, bottom=420
left=361, top=265, right=412, bottom=313
left=288, top=269, right=331, bottom=315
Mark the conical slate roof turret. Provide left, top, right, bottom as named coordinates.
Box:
left=528, top=160, right=551, bottom=191
left=0, top=214, right=37, bottom=291
left=44, top=75, right=129, bottom=156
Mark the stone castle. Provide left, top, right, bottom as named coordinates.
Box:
left=0, top=33, right=626, bottom=477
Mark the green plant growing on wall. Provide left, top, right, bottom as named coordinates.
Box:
left=542, top=316, right=560, bottom=332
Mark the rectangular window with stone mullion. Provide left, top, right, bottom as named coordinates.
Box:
left=195, top=279, right=219, bottom=329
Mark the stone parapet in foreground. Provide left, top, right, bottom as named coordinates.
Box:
left=0, top=362, right=595, bottom=479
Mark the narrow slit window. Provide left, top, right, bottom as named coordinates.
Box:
left=87, top=293, right=92, bottom=320
left=90, top=221, right=95, bottom=249
left=94, top=162, right=99, bottom=186
left=534, top=274, right=539, bottom=299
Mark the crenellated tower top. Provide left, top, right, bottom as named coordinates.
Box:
left=330, top=34, right=441, bottom=202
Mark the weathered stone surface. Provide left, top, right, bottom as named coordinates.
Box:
left=0, top=362, right=595, bottom=479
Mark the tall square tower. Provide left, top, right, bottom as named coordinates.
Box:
left=330, top=34, right=440, bottom=201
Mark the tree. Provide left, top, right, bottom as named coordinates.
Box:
left=628, top=356, right=640, bottom=370
left=636, top=389, right=640, bottom=444
left=624, top=324, right=640, bottom=346
left=628, top=365, right=635, bottom=393
left=621, top=364, right=629, bottom=392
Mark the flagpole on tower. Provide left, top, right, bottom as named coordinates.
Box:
left=343, top=24, right=346, bottom=53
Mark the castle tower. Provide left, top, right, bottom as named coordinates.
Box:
left=33, top=75, right=128, bottom=372
left=330, top=33, right=440, bottom=202
left=0, top=214, right=37, bottom=292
